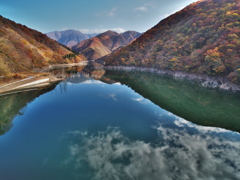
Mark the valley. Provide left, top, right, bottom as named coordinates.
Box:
left=0, top=0, right=240, bottom=179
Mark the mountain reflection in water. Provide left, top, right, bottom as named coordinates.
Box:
left=104, top=70, right=240, bottom=132
left=0, top=65, right=239, bottom=180
left=0, top=83, right=59, bottom=135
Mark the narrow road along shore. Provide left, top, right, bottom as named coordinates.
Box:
left=0, top=76, right=34, bottom=89
left=0, top=76, right=61, bottom=96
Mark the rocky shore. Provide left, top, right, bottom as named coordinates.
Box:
left=105, top=66, right=240, bottom=91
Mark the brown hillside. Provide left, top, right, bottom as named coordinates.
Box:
left=0, top=16, right=86, bottom=78
left=103, top=0, right=240, bottom=84
left=71, top=30, right=141, bottom=60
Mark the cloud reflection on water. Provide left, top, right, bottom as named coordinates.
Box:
left=67, top=118, right=240, bottom=180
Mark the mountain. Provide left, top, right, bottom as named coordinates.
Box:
left=46, top=30, right=98, bottom=47
left=103, top=0, right=240, bottom=84
left=71, top=30, right=142, bottom=60
left=0, top=16, right=86, bottom=78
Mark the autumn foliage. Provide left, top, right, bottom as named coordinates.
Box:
left=0, top=16, right=86, bottom=77
left=103, top=0, right=240, bottom=83
left=71, top=30, right=141, bottom=60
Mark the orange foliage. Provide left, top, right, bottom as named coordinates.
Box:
left=103, top=0, right=240, bottom=83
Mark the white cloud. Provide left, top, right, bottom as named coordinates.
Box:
left=132, top=97, right=144, bottom=102
left=108, top=7, right=117, bottom=17
left=98, top=92, right=118, bottom=101
left=82, top=80, right=105, bottom=85
left=97, top=7, right=117, bottom=17
left=135, top=6, right=148, bottom=12
left=66, top=79, right=105, bottom=85
left=78, top=28, right=125, bottom=34
left=135, top=3, right=155, bottom=12
left=65, top=126, right=240, bottom=180
left=109, top=93, right=118, bottom=101
left=173, top=117, right=230, bottom=133
left=67, top=130, right=88, bottom=136
left=132, top=97, right=150, bottom=104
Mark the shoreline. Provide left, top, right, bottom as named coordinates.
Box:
left=0, top=75, right=62, bottom=96
left=105, top=66, right=240, bottom=91
left=1, top=62, right=239, bottom=95
left=0, top=62, right=89, bottom=96
left=47, top=61, right=88, bottom=69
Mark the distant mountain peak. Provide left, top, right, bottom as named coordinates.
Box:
left=97, top=30, right=119, bottom=37
left=46, top=30, right=98, bottom=47
left=72, top=30, right=141, bottom=60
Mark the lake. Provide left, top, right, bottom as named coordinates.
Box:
left=0, top=65, right=240, bottom=180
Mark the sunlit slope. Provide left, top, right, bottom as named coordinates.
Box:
left=104, top=0, right=240, bottom=83
left=0, top=16, right=86, bottom=77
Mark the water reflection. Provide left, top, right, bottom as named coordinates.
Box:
left=67, top=118, right=240, bottom=180
left=0, top=83, right=58, bottom=135
left=48, top=62, right=105, bottom=80
left=0, top=66, right=240, bottom=180
left=104, top=70, right=240, bottom=132
left=0, top=63, right=105, bottom=135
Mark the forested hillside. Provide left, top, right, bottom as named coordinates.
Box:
left=0, top=16, right=85, bottom=78
left=103, top=0, right=240, bottom=83
left=72, top=30, right=141, bottom=60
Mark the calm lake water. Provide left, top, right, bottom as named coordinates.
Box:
left=0, top=66, right=240, bottom=180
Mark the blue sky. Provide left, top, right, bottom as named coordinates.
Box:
left=0, top=0, right=198, bottom=33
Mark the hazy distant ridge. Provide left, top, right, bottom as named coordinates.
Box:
left=46, top=30, right=98, bottom=47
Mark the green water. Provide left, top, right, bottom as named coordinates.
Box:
left=0, top=67, right=239, bottom=180
left=104, top=70, right=240, bottom=132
